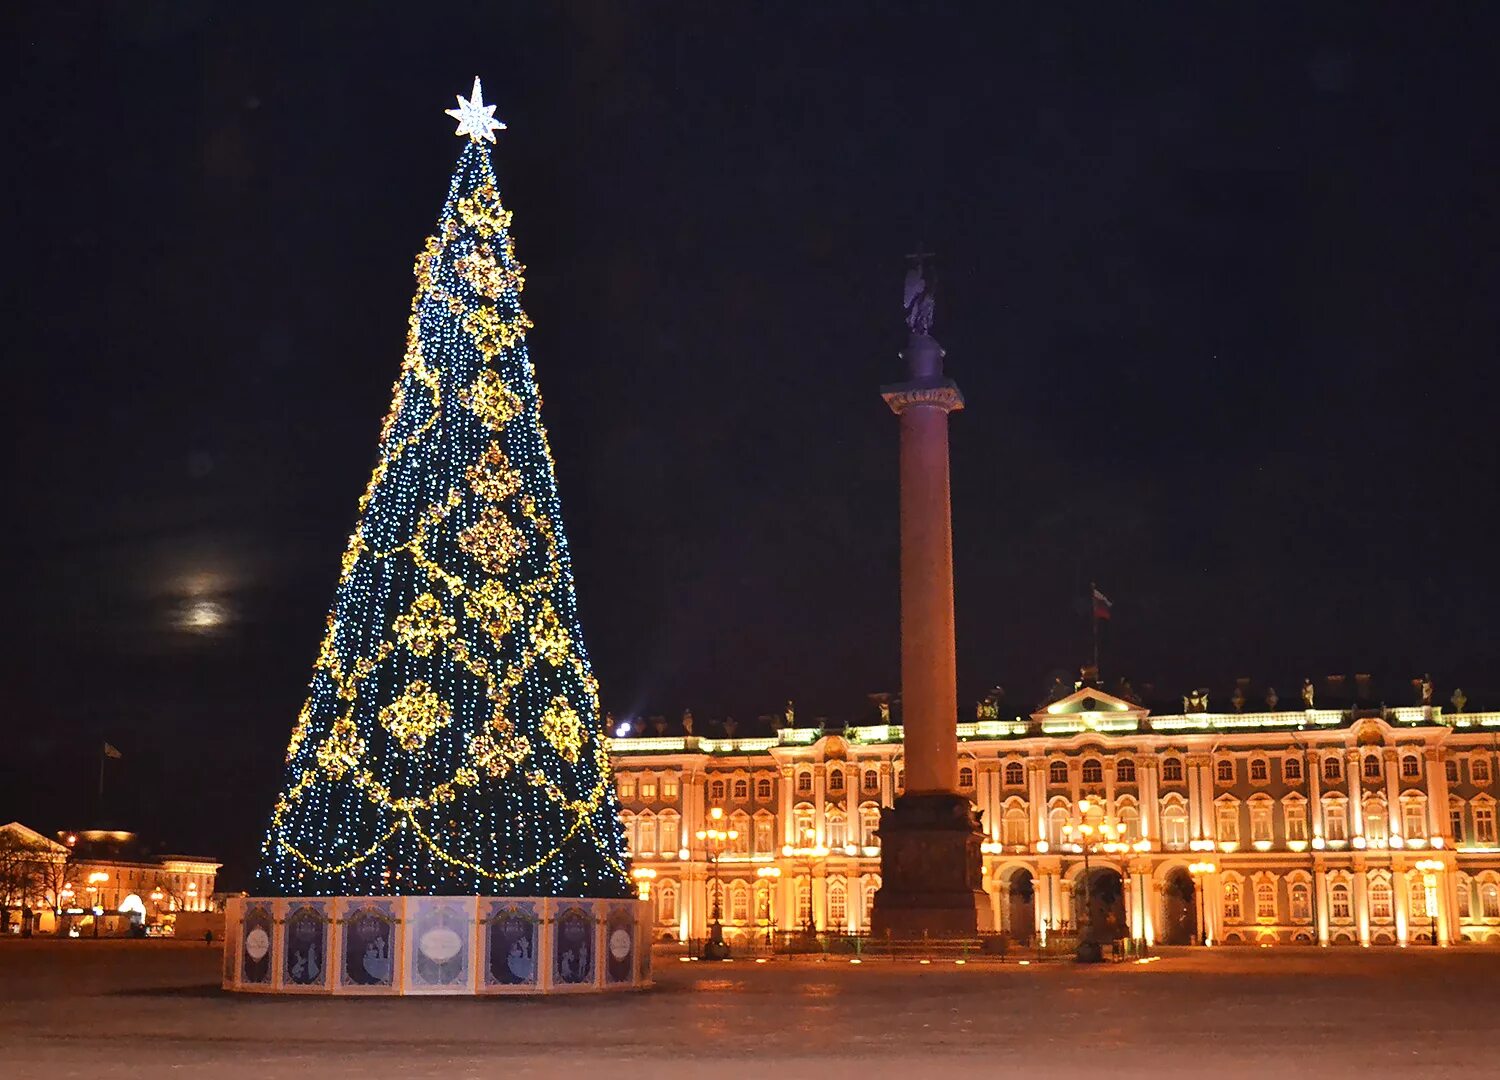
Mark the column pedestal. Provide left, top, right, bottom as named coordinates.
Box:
left=871, top=793, right=989, bottom=937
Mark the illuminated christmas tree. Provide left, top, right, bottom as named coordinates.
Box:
left=257, top=79, right=631, bottom=900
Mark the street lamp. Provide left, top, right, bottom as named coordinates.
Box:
left=86, top=871, right=109, bottom=938
left=695, top=806, right=737, bottom=960
left=781, top=829, right=830, bottom=938
left=1062, top=798, right=1126, bottom=963
left=1188, top=860, right=1216, bottom=947
left=631, top=867, right=656, bottom=902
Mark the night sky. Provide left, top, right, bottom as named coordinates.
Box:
left=5, top=3, right=1497, bottom=886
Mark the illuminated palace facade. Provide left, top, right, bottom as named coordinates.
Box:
left=611, top=687, right=1500, bottom=947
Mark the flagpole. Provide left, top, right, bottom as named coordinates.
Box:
left=98, top=742, right=105, bottom=811
left=1091, top=581, right=1100, bottom=674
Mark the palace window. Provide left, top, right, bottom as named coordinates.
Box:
left=657, top=881, right=677, bottom=925
left=618, top=776, right=636, bottom=800
left=660, top=811, right=680, bottom=855
left=1048, top=807, right=1071, bottom=849
left=1369, top=880, right=1393, bottom=922
left=1116, top=758, right=1137, bottom=783
left=1449, top=803, right=1465, bottom=843
left=793, top=807, right=815, bottom=844
left=755, top=881, right=773, bottom=922
left=641, top=777, right=658, bottom=800
left=730, top=883, right=749, bottom=924
left=796, top=772, right=813, bottom=796
left=1082, top=759, right=1103, bottom=785
left=636, top=814, right=657, bottom=854
left=756, top=777, right=773, bottom=801
left=1003, top=807, right=1029, bottom=846
left=1473, top=757, right=1493, bottom=784
left=863, top=769, right=880, bottom=793
left=1049, top=760, right=1069, bottom=785
left=1456, top=877, right=1471, bottom=919
left=796, top=879, right=812, bottom=926
left=754, top=815, right=775, bottom=855
left=1288, top=801, right=1311, bottom=842
left=1290, top=882, right=1311, bottom=922
left=1249, top=758, right=1269, bottom=783
left=733, top=779, right=749, bottom=801
left=958, top=766, right=975, bottom=790
left=1408, top=877, right=1428, bottom=921
left=1446, top=759, right=1459, bottom=783
left=1284, top=756, right=1303, bottom=782
left=864, top=879, right=879, bottom=923
left=896, top=768, right=905, bottom=792
left=828, top=880, right=847, bottom=929
left=1324, top=802, right=1349, bottom=842
left=730, top=812, right=751, bottom=856
left=1223, top=882, right=1242, bottom=922
left=619, top=813, right=636, bottom=854
left=1162, top=757, right=1184, bottom=782
left=710, top=780, right=726, bottom=802
left=1402, top=800, right=1427, bottom=841
left=826, top=814, right=848, bottom=850
left=1323, top=756, right=1343, bottom=783
left=1255, top=881, right=1277, bottom=921
left=1216, top=759, right=1235, bottom=784
left=1363, top=801, right=1386, bottom=846
left=1476, top=805, right=1497, bottom=846
left=1401, top=755, right=1421, bottom=780
left=1216, top=802, right=1239, bottom=844
left=1250, top=801, right=1273, bottom=844
left=1330, top=883, right=1352, bottom=921
left=1119, top=803, right=1141, bottom=841
left=1161, top=801, right=1189, bottom=848
left=1005, top=761, right=1025, bottom=786
left=860, top=806, right=881, bottom=848
left=828, top=769, right=844, bottom=794
left=662, top=775, right=679, bottom=800
left=1483, top=884, right=1500, bottom=920
left=1362, top=755, right=1382, bottom=780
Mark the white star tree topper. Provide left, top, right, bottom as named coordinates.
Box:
left=445, top=77, right=506, bottom=143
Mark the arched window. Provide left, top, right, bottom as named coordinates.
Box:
left=1402, top=798, right=1427, bottom=841
left=1456, top=875, right=1471, bottom=919
left=729, top=881, right=750, bottom=924
left=753, top=813, right=775, bottom=855
left=796, top=772, right=813, bottom=795
left=1161, top=799, right=1189, bottom=847
left=729, top=811, right=750, bottom=856
left=710, top=779, right=726, bottom=801
left=860, top=805, right=882, bottom=848
left=1283, top=756, right=1303, bottom=782
left=1401, top=755, right=1421, bottom=780
left=958, top=765, right=975, bottom=789
left=1323, top=756, right=1343, bottom=782
left=1004, top=761, right=1025, bottom=786
left=1249, top=758, right=1269, bottom=783
left=1369, top=879, right=1393, bottom=921
left=1255, top=881, right=1277, bottom=920
left=756, top=777, right=773, bottom=800
left=1408, top=876, right=1428, bottom=921
left=1450, top=800, right=1466, bottom=843
left=1473, top=757, right=1493, bottom=784
left=733, top=778, right=749, bottom=801
left=1289, top=882, right=1311, bottom=921
left=825, top=812, right=848, bottom=850
left=1081, top=759, right=1103, bottom=785
left=1003, top=806, right=1029, bottom=846
left=1215, top=801, right=1239, bottom=843
left=1049, top=760, right=1069, bottom=785
left=1162, top=757, right=1184, bottom=782
left=828, top=769, right=845, bottom=793
left=1223, top=881, right=1242, bottom=921
left=1116, top=758, right=1137, bottom=783
left=1483, top=883, right=1500, bottom=920
left=1324, top=800, right=1349, bottom=842
left=636, top=812, right=657, bottom=854
left=863, top=769, right=880, bottom=793
left=659, top=811, right=680, bottom=855
left=864, top=877, right=880, bottom=922
left=657, top=880, right=677, bottom=924
left=1216, top=759, right=1235, bottom=783
left=1118, top=803, right=1140, bottom=841
left=828, top=879, right=847, bottom=929
left=1330, top=882, right=1352, bottom=921
left=1048, top=806, right=1071, bottom=848
left=793, top=806, right=815, bottom=845
left=1249, top=799, right=1273, bottom=843
left=1363, top=799, right=1386, bottom=845
left=1476, top=804, right=1497, bottom=845
left=1363, top=755, right=1382, bottom=780
left=1446, top=759, right=1459, bottom=783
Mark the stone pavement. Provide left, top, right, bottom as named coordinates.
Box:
left=0, top=940, right=1495, bottom=1078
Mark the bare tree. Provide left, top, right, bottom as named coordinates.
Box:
left=0, top=831, right=45, bottom=932
left=34, top=849, right=73, bottom=923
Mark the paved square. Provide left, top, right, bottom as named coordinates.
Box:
left=1, top=941, right=1495, bottom=1077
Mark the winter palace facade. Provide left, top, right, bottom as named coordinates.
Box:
left=610, top=686, right=1500, bottom=948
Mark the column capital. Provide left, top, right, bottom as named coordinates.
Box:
left=881, top=378, right=964, bottom=415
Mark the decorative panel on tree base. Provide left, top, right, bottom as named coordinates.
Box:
left=222, top=896, right=650, bottom=995
left=871, top=793, right=992, bottom=938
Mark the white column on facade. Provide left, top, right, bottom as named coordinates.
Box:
left=1104, top=763, right=1116, bottom=818
left=1140, top=759, right=1160, bottom=844
left=1426, top=749, right=1451, bottom=840
left=989, top=881, right=1003, bottom=932
left=779, top=766, right=795, bottom=845
left=1309, top=754, right=1325, bottom=841
left=1186, top=756, right=1203, bottom=840
left=1029, top=761, right=1046, bottom=844
left=1197, top=758, right=1217, bottom=845
left=1434, top=867, right=1454, bottom=945
left=812, top=869, right=826, bottom=931
left=1034, top=871, right=1053, bottom=942
left=1347, top=750, right=1365, bottom=840
left=1353, top=860, right=1370, bottom=946
left=1393, top=866, right=1410, bottom=945
left=1384, top=750, right=1403, bottom=841
left=1314, top=864, right=1330, bottom=945
left=879, top=761, right=894, bottom=809
left=983, top=765, right=1000, bottom=841
left=1203, top=871, right=1218, bottom=946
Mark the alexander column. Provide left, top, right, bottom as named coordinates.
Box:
left=871, top=256, right=989, bottom=937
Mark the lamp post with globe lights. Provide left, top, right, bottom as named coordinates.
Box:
left=1062, top=797, right=1128, bottom=963
left=782, top=829, right=830, bottom=939
left=756, top=866, right=782, bottom=944
left=695, top=807, right=737, bottom=959
left=1188, top=860, right=1216, bottom=946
